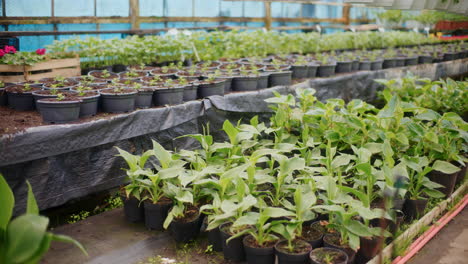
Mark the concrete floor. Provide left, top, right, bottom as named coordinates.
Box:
left=408, top=207, right=468, bottom=264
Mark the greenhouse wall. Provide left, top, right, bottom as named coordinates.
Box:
left=0, top=0, right=377, bottom=51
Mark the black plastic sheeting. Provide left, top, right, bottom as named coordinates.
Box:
left=1, top=59, right=467, bottom=214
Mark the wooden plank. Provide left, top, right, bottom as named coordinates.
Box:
left=26, top=57, right=80, bottom=71
left=264, top=2, right=272, bottom=30
left=130, top=0, right=140, bottom=30
left=0, top=64, right=25, bottom=72
left=0, top=75, right=27, bottom=83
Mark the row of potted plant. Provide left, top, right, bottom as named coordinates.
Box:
left=116, top=87, right=466, bottom=264
left=45, top=31, right=448, bottom=70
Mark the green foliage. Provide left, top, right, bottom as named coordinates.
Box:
left=0, top=173, right=87, bottom=263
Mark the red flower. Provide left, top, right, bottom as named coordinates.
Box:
left=36, top=48, right=46, bottom=55
left=0, top=49, right=5, bottom=57
left=4, top=45, right=16, bottom=54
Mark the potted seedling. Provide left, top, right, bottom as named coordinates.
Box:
left=32, top=87, right=76, bottom=110
left=115, top=147, right=154, bottom=223
left=5, top=83, right=41, bottom=111
left=100, top=85, right=137, bottom=113
left=129, top=82, right=154, bottom=109
left=290, top=56, right=309, bottom=79
left=382, top=49, right=398, bottom=69
left=152, top=78, right=184, bottom=106
left=196, top=60, right=221, bottom=71
left=334, top=54, right=353, bottom=74
left=41, top=76, right=79, bottom=90
left=198, top=72, right=226, bottom=98
left=272, top=223, right=312, bottom=264
left=36, top=92, right=81, bottom=123
left=118, top=68, right=148, bottom=79
left=73, top=85, right=100, bottom=117
left=128, top=63, right=153, bottom=73
left=231, top=65, right=259, bottom=92
left=150, top=66, right=178, bottom=78
left=176, top=66, right=203, bottom=81
left=176, top=77, right=197, bottom=102
left=315, top=54, right=336, bottom=78
left=264, top=59, right=292, bottom=87
left=88, top=69, right=119, bottom=82
left=212, top=69, right=234, bottom=93
left=309, top=247, right=348, bottom=264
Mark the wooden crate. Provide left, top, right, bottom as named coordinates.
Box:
left=0, top=56, right=81, bottom=82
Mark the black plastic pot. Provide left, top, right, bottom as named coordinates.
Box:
left=153, top=87, right=184, bottom=106
left=268, top=71, right=292, bottom=87
left=36, top=99, right=81, bottom=124
left=404, top=56, right=418, bottom=66
left=32, top=90, right=58, bottom=105
left=394, top=57, right=406, bottom=67
left=78, top=93, right=100, bottom=117
left=112, top=64, right=127, bottom=73
left=135, top=89, right=153, bottom=108
left=323, top=234, right=356, bottom=264
left=170, top=212, right=201, bottom=243
left=216, top=77, right=232, bottom=93
left=207, top=226, right=223, bottom=252
left=243, top=236, right=275, bottom=264
left=389, top=211, right=404, bottom=233
left=307, top=65, right=318, bottom=78
left=275, top=239, right=312, bottom=264
left=317, top=64, right=336, bottom=77
left=43, top=85, right=76, bottom=91
left=305, top=221, right=325, bottom=248
left=418, top=55, right=433, bottom=64
left=0, top=88, right=6, bottom=106
left=257, top=74, right=269, bottom=89
left=232, top=76, right=258, bottom=91
left=351, top=60, right=359, bottom=71
left=382, top=59, right=396, bottom=69
left=291, top=65, right=308, bottom=79
left=335, top=61, right=353, bottom=73
left=198, top=80, right=225, bottom=98
left=358, top=61, right=372, bottom=71
left=428, top=170, right=458, bottom=197
left=358, top=236, right=381, bottom=260
left=183, top=85, right=198, bottom=102
left=100, top=89, right=137, bottom=113
left=456, top=165, right=467, bottom=185
left=443, top=52, right=458, bottom=61
left=310, top=247, right=348, bottom=264
left=7, top=91, right=36, bottom=111
left=393, top=198, right=405, bottom=211
left=120, top=195, right=144, bottom=223
left=220, top=223, right=246, bottom=262
left=143, top=200, right=172, bottom=231
left=403, top=199, right=428, bottom=221
left=370, top=60, right=383, bottom=70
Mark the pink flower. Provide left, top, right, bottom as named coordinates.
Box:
left=36, top=48, right=46, bottom=55
left=4, top=45, right=16, bottom=54
left=0, top=49, right=5, bottom=57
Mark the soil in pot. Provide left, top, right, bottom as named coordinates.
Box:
left=6, top=85, right=42, bottom=111
left=88, top=70, right=119, bottom=81
left=310, top=247, right=348, bottom=264
left=150, top=68, right=178, bottom=78
left=323, top=234, right=356, bottom=264
left=76, top=91, right=100, bottom=117
left=118, top=71, right=148, bottom=79
left=317, top=64, right=336, bottom=77
left=169, top=205, right=201, bottom=243
left=33, top=90, right=77, bottom=110
left=403, top=199, right=428, bottom=221
left=100, top=88, right=137, bottom=113
left=275, top=239, right=312, bottom=264
left=428, top=170, right=458, bottom=197
left=335, top=61, right=353, bottom=73
left=143, top=197, right=172, bottom=231
left=197, top=79, right=225, bottom=98
left=120, top=194, right=144, bottom=223
left=36, top=97, right=81, bottom=124
left=291, top=65, right=308, bottom=79
left=232, top=75, right=258, bottom=91
left=135, top=88, right=154, bottom=108
left=41, top=78, right=79, bottom=90
left=302, top=221, right=326, bottom=248
left=268, top=71, right=292, bottom=87
left=153, top=86, right=184, bottom=106
left=220, top=222, right=246, bottom=262
left=308, top=64, right=318, bottom=78
left=243, top=235, right=276, bottom=264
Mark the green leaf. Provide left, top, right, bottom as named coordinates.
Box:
left=423, top=189, right=445, bottom=199
left=222, top=120, right=239, bottom=145
left=345, top=220, right=374, bottom=237
left=151, top=140, right=172, bottom=169
left=233, top=212, right=259, bottom=227
left=22, top=232, right=53, bottom=264
left=0, top=173, right=14, bottom=231
left=432, top=160, right=460, bottom=174
left=263, top=207, right=294, bottom=218
left=50, top=233, right=87, bottom=256
left=26, top=181, right=39, bottom=215
left=5, top=214, right=49, bottom=263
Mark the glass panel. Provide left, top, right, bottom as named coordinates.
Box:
left=57, top=24, right=97, bottom=40
left=244, top=1, right=264, bottom=18
left=271, top=3, right=282, bottom=18
left=194, top=0, right=219, bottom=17
left=167, top=22, right=195, bottom=28
left=140, top=22, right=166, bottom=29
left=6, top=0, right=51, bottom=16
left=166, top=0, right=192, bottom=17
left=99, top=23, right=131, bottom=39
left=220, top=1, right=242, bottom=17
left=9, top=24, right=55, bottom=51
left=55, top=0, right=94, bottom=17
left=97, top=0, right=129, bottom=17
left=283, top=3, right=301, bottom=18
left=140, top=0, right=164, bottom=17
left=302, top=4, right=315, bottom=18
